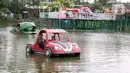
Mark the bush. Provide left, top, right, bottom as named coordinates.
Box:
left=0, top=8, right=8, bottom=13
left=14, top=14, right=22, bottom=19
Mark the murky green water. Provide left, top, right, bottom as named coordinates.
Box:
left=1, top=21, right=130, bottom=73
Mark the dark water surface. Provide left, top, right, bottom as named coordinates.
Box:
left=1, top=22, right=130, bottom=73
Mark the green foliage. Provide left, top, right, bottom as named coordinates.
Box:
left=94, top=0, right=108, bottom=6
left=40, top=0, right=74, bottom=8
left=10, top=0, right=40, bottom=14
left=0, top=0, right=7, bottom=9
left=40, top=2, right=60, bottom=7
left=82, top=1, right=90, bottom=6
left=27, top=0, right=40, bottom=6
left=10, top=0, right=21, bottom=14
left=0, top=8, right=8, bottom=13
left=92, top=0, right=110, bottom=10
left=52, top=0, right=74, bottom=7
left=92, top=3, right=102, bottom=10
left=0, top=0, right=8, bottom=13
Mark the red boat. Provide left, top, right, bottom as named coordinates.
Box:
left=26, top=29, right=81, bottom=57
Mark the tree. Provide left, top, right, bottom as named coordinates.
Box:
left=94, top=0, right=110, bottom=6
left=0, top=0, right=8, bottom=14
left=27, top=0, right=40, bottom=7
left=52, top=0, right=74, bottom=7
left=93, top=0, right=110, bottom=11
left=82, top=1, right=91, bottom=6
left=0, top=8, right=8, bottom=13
left=0, top=0, right=7, bottom=8
left=10, top=0, right=21, bottom=14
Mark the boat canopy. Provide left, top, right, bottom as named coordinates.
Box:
left=19, top=22, right=36, bottom=30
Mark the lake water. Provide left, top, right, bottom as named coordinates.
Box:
left=0, top=21, right=130, bottom=73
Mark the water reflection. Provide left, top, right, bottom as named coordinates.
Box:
left=26, top=54, right=80, bottom=73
